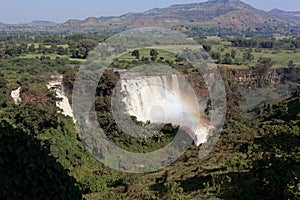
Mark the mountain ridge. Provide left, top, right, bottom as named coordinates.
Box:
left=0, top=0, right=299, bottom=36
left=269, top=8, right=300, bottom=26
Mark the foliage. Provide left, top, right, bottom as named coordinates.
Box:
left=71, top=39, right=98, bottom=59
left=1, top=103, right=58, bottom=135
left=0, top=122, right=82, bottom=200
left=150, top=49, right=159, bottom=61
left=160, top=181, right=184, bottom=200
left=131, top=50, right=140, bottom=59
left=256, top=57, right=273, bottom=76
left=0, top=73, right=7, bottom=108
left=251, top=154, right=300, bottom=199
left=230, top=37, right=300, bottom=50
left=220, top=53, right=232, bottom=64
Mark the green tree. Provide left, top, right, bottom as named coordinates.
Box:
left=37, top=44, right=45, bottom=54
left=150, top=49, right=158, bottom=57
left=231, top=49, right=236, bottom=59
left=243, top=50, right=254, bottom=61
left=57, top=46, right=66, bottom=55
left=221, top=52, right=233, bottom=64
left=150, top=49, right=158, bottom=61
left=19, top=43, right=28, bottom=55
left=73, top=39, right=98, bottom=59
left=28, top=44, right=35, bottom=53
left=256, top=57, right=273, bottom=77
left=0, top=73, right=7, bottom=108
left=210, top=51, right=220, bottom=60
left=291, top=86, right=300, bottom=97
left=1, top=103, right=59, bottom=135
left=175, top=54, right=184, bottom=62
left=226, top=91, right=244, bottom=119
left=203, top=44, right=212, bottom=52
left=131, top=49, right=140, bottom=59
left=0, top=122, right=82, bottom=199
left=0, top=48, right=5, bottom=59
left=288, top=60, right=295, bottom=68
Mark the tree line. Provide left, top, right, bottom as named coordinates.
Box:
left=230, top=37, right=300, bottom=50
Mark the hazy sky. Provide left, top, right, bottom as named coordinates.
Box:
left=1, top=0, right=299, bottom=24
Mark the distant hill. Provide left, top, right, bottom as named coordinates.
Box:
left=30, top=20, right=57, bottom=27
left=0, top=0, right=299, bottom=36
left=269, top=9, right=300, bottom=26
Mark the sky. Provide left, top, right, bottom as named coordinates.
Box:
left=1, top=0, right=299, bottom=24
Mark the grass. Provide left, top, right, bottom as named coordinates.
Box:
left=15, top=53, right=85, bottom=63
left=252, top=49, right=300, bottom=67
left=17, top=53, right=60, bottom=59
left=57, top=44, right=69, bottom=48
left=119, top=48, right=177, bottom=62
left=27, top=43, right=69, bottom=49
left=217, top=64, right=248, bottom=70
left=108, top=45, right=300, bottom=71
left=209, top=44, right=300, bottom=69
left=110, top=48, right=187, bottom=70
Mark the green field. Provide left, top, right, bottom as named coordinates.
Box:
left=210, top=44, right=300, bottom=69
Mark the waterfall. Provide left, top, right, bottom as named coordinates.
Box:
left=118, top=74, right=211, bottom=146
left=120, top=76, right=181, bottom=123
left=47, top=75, right=74, bottom=121
left=11, top=87, right=22, bottom=104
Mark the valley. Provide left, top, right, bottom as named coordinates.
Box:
left=0, top=0, right=299, bottom=199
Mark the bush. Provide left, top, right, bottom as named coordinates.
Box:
left=0, top=123, right=82, bottom=199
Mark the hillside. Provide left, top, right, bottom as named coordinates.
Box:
left=269, top=8, right=300, bottom=26
left=0, top=0, right=299, bottom=36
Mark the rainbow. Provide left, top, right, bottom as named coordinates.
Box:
left=119, top=73, right=211, bottom=146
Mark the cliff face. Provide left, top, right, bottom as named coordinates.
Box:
left=184, top=72, right=209, bottom=98
left=220, top=67, right=300, bottom=88
left=47, top=75, right=74, bottom=119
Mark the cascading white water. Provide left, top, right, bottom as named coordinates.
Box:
left=11, top=87, right=22, bottom=104
left=118, top=74, right=211, bottom=146
left=47, top=75, right=74, bottom=121
left=121, top=75, right=182, bottom=123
